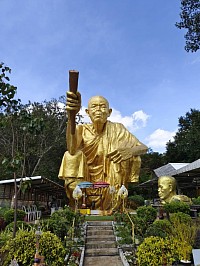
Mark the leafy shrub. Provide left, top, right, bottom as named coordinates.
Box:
left=0, top=217, right=6, bottom=231
left=41, top=207, right=83, bottom=240
left=136, top=236, right=192, bottom=266
left=192, top=196, right=200, bottom=205
left=144, top=220, right=172, bottom=239
left=169, top=212, right=197, bottom=247
left=5, top=220, right=33, bottom=232
left=0, top=230, right=12, bottom=248
left=145, top=224, right=167, bottom=238
left=3, top=209, right=26, bottom=224
left=132, top=216, right=148, bottom=239
left=1, top=230, right=65, bottom=266
left=136, top=206, right=157, bottom=224
left=170, top=212, right=192, bottom=224
left=113, top=212, right=127, bottom=223
left=0, top=207, right=9, bottom=217
left=115, top=225, right=133, bottom=245
left=163, top=201, right=190, bottom=214
left=128, top=195, right=144, bottom=209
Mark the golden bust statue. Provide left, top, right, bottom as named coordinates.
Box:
left=158, top=175, right=192, bottom=205
left=59, top=91, right=148, bottom=210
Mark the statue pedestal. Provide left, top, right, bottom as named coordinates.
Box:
left=90, top=210, right=101, bottom=215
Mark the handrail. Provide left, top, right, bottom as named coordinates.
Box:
left=71, top=217, right=75, bottom=241
left=124, top=208, right=135, bottom=243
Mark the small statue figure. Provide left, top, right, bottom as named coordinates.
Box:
left=158, top=175, right=192, bottom=205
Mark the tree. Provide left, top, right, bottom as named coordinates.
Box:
left=165, top=108, right=200, bottom=162
left=0, top=62, right=21, bottom=237
left=176, top=0, right=200, bottom=52
left=140, top=149, right=166, bottom=183
left=0, top=98, right=69, bottom=182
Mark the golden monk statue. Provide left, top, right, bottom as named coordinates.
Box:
left=158, top=176, right=192, bottom=205
left=59, top=89, right=148, bottom=210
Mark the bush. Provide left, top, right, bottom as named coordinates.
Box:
left=145, top=219, right=172, bottom=239
left=1, top=230, right=66, bottom=266
left=128, top=195, right=144, bottom=209
left=0, top=217, right=6, bottom=231
left=5, top=221, right=33, bottom=232
left=41, top=207, right=84, bottom=240
left=163, top=201, right=190, bottom=214
left=136, top=206, right=157, bottom=224
left=136, top=236, right=192, bottom=266
left=3, top=209, right=26, bottom=224
left=0, top=230, right=12, bottom=248
left=170, top=212, right=192, bottom=224
left=115, top=225, right=133, bottom=245
left=169, top=212, right=197, bottom=247
left=192, top=196, right=200, bottom=205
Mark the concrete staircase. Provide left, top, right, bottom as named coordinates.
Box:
left=83, top=221, right=123, bottom=266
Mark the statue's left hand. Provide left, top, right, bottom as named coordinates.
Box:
left=107, top=147, right=133, bottom=163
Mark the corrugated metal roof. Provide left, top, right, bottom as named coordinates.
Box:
left=154, top=163, right=188, bottom=177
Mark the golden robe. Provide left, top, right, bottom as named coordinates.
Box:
left=59, top=121, right=142, bottom=210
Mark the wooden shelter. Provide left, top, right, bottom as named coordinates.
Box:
left=0, top=176, right=66, bottom=210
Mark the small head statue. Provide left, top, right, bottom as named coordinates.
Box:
left=158, top=175, right=192, bottom=205
left=158, top=176, right=177, bottom=204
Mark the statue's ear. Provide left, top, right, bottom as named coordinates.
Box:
left=169, top=184, right=172, bottom=192
left=85, top=109, right=89, bottom=116
left=108, top=108, right=112, bottom=117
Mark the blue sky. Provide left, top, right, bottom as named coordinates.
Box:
left=1, top=0, right=200, bottom=153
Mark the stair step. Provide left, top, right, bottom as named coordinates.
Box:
left=83, top=255, right=123, bottom=266
left=85, top=247, right=119, bottom=256
left=87, top=230, right=114, bottom=236
left=87, top=221, right=113, bottom=226
left=87, top=225, right=113, bottom=230
left=86, top=241, right=117, bottom=249
left=86, top=235, right=116, bottom=242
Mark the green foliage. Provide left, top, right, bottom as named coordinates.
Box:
left=116, top=225, right=133, bottom=245
left=192, top=196, right=200, bottom=205
left=0, top=230, right=12, bottom=248
left=176, top=0, right=200, bottom=52
left=0, top=62, right=20, bottom=113
left=163, top=201, right=190, bottom=214
left=3, top=209, right=26, bottom=224
left=170, top=212, right=192, bottom=224
left=136, top=236, right=192, bottom=265
left=41, top=207, right=83, bottom=240
left=136, top=206, right=157, bottom=223
left=169, top=212, right=197, bottom=247
left=166, top=109, right=200, bottom=162
left=0, top=230, right=65, bottom=266
left=0, top=98, right=67, bottom=180
left=5, top=220, right=33, bottom=232
left=145, top=219, right=172, bottom=238
left=128, top=195, right=144, bottom=209
left=113, top=212, right=127, bottom=223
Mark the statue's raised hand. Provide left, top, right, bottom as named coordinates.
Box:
left=66, top=91, right=81, bottom=114
left=107, top=147, right=133, bottom=163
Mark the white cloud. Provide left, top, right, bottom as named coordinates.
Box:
left=146, top=129, right=176, bottom=153
left=79, top=107, right=150, bottom=132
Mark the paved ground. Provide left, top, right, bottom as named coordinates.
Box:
left=83, top=255, right=123, bottom=266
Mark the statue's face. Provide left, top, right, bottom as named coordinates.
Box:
left=86, top=96, right=112, bottom=124
left=158, top=178, right=172, bottom=202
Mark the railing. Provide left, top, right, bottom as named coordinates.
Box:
left=124, top=208, right=135, bottom=243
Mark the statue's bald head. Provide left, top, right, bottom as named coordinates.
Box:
left=86, top=95, right=112, bottom=124
left=88, top=95, right=109, bottom=108
left=158, top=176, right=177, bottom=192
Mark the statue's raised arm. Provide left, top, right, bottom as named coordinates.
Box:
left=66, top=70, right=81, bottom=155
